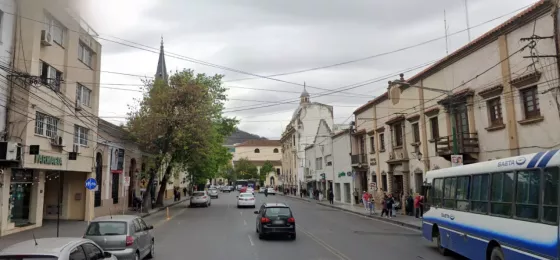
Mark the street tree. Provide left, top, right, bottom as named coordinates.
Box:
left=234, top=158, right=258, bottom=180
left=127, top=69, right=236, bottom=207
left=259, top=161, right=274, bottom=185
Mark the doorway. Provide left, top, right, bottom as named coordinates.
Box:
left=128, top=158, right=137, bottom=208
left=94, top=152, right=102, bottom=207
left=10, top=169, right=34, bottom=226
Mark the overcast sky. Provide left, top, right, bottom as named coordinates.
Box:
left=81, top=0, right=539, bottom=139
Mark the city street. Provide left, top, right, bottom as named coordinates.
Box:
left=152, top=191, right=464, bottom=260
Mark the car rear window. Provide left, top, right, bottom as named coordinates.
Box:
left=265, top=207, right=291, bottom=217
left=86, top=221, right=127, bottom=236
left=0, top=257, right=57, bottom=260
left=193, top=192, right=205, bottom=196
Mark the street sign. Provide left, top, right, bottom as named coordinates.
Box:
left=124, top=176, right=130, bottom=187
left=85, top=178, right=97, bottom=190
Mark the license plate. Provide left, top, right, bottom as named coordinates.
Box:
left=273, top=220, right=284, bottom=225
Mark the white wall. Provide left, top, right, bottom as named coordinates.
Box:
left=0, top=0, right=15, bottom=136
left=332, top=132, right=353, bottom=204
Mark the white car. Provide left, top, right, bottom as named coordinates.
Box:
left=190, top=191, right=211, bottom=207
left=237, top=193, right=256, bottom=208
left=247, top=187, right=255, bottom=195
left=266, top=187, right=276, bottom=195
left=259, top=187, right=266, bottom=193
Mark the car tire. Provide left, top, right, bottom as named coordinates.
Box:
left=290, top=233, right=296, bottom=240
left=258, top=232, right=265, bottom=240
left=146, top=240, right=155, bottom=259
left=252, top=205, right=256, bottom=208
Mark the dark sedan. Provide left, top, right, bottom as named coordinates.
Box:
left=254, top=203, right=296, bottom=240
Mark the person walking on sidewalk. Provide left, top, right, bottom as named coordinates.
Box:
left=353, top=189, right=359, bottom=204
left=328, top=189, right=334, bottom=204
left=386, top=194, right=395, bottom=218
left=414, top=194, right=421, bottom=218
left=362, top=191, right=369, bottom=212
left=368, top=193, right=375, bottom=215
left=380, top=194, right=388, bottom=217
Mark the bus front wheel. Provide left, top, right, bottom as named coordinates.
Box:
left=434, top=228, right=448, bottom=256
left=490, top=246, right=504, bottom=260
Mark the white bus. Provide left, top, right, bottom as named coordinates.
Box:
left=423, top=149, right=560, bottom=260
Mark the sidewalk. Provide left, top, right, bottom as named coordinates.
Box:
left=317, top=201, right=422, bottom=230
left=0, top=197, right=188, bottom=249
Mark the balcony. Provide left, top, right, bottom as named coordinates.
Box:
left=435, top=133, right=479, bottom=162
left=351, top=154, right=368, bottom=167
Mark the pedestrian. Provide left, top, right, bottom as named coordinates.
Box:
left=353, top=189, right=359, bottom=205
left=368, top=193, right=375, bottom=215
left=328, top=189, right=334, bottom=204
left=380, top=195, right=388, bottom=217
left=419, top=195, right=424, bottom=218
left=362, top=191, right=369, bottom=211
left=183, top=187, right=187, bottom=197
left=387, top=194, right=394, bottom=218
left=414, top=194, right=421, bottom=218
left=264, top=188, right=268, bottom=197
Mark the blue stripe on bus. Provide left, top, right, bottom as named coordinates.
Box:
left=526, top=151, right=545, bottom=168
left=536, top=149, right=559, bottom=168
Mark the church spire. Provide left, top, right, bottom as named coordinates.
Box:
left=155, top=36, right=168, bottom=81
left=300, top=82, right=310, bottom=104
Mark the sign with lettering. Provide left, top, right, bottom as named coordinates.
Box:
left=34, top=155, right=62, bottom=166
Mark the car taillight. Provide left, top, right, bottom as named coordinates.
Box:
left=288, top=217, right=295, bottom=223
left=125, top=236, right=134, bottom=246
left=203, top=196, right=207, bottom=199
left=260, top=217, right=270, bottom=223
left=249, top=198, right=255, bottom=200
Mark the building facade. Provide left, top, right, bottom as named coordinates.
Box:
left=331, top=129, right=354, bottom=204
left=233, top=139, right=282, bottom=187
left=304, top=119, right=334, bottom=196
left=0, top=0, right=101, bottom=236
left=280, top=86, right=333, bottom=194
left=352, top=0, right=560, bottom=204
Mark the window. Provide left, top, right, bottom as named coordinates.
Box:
left=369, top=136, right=375, bottom=153
left=431, top=178, right=443, bottom=207
left=490, top=172, right=514, bottom=217
left=470, top=174, right=489, bottom=213
left=273, top=148, right=279, bottom=153
left=379, top=133, right=385, bottom=151
left=325, top=155, right=332, bottom=166
left=254, top=148, right=260, bottom=153
left=44, top=14, right=65, bottom=46
left=521, top=86, right=540, bottom=119
left=40, top=61, right=62, bottom=91
left=74, top=125, right=89, bottom=146
left=76, top=84, right=91, bottom=107
left=430, top=117, right=439, bottom=140
left=543, top=167, right=559, bottom=223
left=456, top=176, right=470, bottom=211
left=315, top=157, right=323, bottom=170
left=69, top=246, right=86, bottom=260
left=412, top=123, right=420, bottom=143
left=276, top=168, right=280, bottom=175
left=136, top=218, right=148, bottom=231
left=81, top=243, right=103, bottom=260
left=515, top=170, right=540, bottom=220
left=78, top=43, right=93, bottom=67
left=393, top=123, right=403, bottom=146
left=34, top=112, right=59, bottom=138
left=443, top=177, right=457, bottom=209
left=86, top=221, right=127, bottom=236
left=487, top=98, right=503, bottom=126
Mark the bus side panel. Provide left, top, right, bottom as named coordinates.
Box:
left=422, top=222, right=433, bottom=241
left=439, top=226, right=489, bottom=260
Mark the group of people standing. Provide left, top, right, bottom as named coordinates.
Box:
left=354, top=189, right=424, bottom=219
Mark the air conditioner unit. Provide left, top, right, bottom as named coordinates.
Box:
left=73, top=144, right=81, bottom=154
left=0, top=141, right=19, bottom=161
left=50, top=135, right=64, bottom=146
left=75, top=99, right=82, bottom=111
left=41, top=30, right=53, bottom=46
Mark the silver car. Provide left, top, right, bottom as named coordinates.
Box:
left=208, top=188, right=219, bottom=198
left=0, top=237, right=117, bottom=259
left=84, top=215, right=154, bottom=260
left=190, top=191, right=211, bottom=207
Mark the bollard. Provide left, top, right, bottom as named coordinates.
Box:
left=166, top=207, right=170, bottom=220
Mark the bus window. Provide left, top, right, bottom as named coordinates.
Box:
left=543, top=167, right=559, bottom=223
left=443, top=177, right=457, bottom=209
left=456, top=176, right=470, bottom=211
left=515, top=169, right=540, bottom=220
left=432, top=178, right=443, bottom=208
left=471, top=174, right=489, bottom=213
left=490, top=172, right=514, bottom=217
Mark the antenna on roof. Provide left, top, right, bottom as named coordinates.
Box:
left=109, top=208, right=113, bottom=219
left=32, top=231, right=38, bottom=246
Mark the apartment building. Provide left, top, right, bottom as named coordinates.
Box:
left=0, top=0, right=101, bottom=236
left=352, top=0, right=560, bottom=204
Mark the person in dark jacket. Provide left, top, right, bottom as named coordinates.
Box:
left=328, top=190, right=334, bottom=204
left=406, top=194, right=414, bottom=216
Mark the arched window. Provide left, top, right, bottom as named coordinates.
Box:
left=276, top=168, right=280, bottom=175
left=254, top=148, right=260, bottom=153
left=273, top=148, right=279, bottom=153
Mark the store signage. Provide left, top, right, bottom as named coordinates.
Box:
left=34, top=155, right=62, bottom=166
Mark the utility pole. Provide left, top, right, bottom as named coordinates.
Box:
left=464, top=0, right=472, bottom=42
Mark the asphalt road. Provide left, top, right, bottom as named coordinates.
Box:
left=151, top=191, right=465, bottom=260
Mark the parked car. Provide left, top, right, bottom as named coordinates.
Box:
left=267, top=187, right=276, bottom=195
left=259, top=187, right=266, bottom=193
left=222, top=186, right=233, bottom=192
left=255, top=203, right=296, bottom=240
left=239, top=186, right=247, bottom=193
left=190, top=191, right=211, bottom=207
left=237, top=192, right=256, bottom=208
left=246, top=187, right=255, bottom=195
left=0, top=237, right=117, bottom=259
left=208, top=188, right=219, bottom=199
left=84, top=215, right=155, bottom=260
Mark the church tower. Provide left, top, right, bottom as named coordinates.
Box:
left=300, top=82, right=310, bottom=104
left=155, top=37, right=168, bottom=81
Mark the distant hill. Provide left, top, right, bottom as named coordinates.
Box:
left=225, top=129, right=267, bottom=145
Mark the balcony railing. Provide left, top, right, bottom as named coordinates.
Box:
left=435, top=132, right=479, bottom=158
left=351, top=154, right=368, bottom=165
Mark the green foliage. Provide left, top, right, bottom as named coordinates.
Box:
left=234, top=158, right=258, bottom=180
left=259, top=161, right=274, bottom=183
left=126, top=69, right=237, bottom=205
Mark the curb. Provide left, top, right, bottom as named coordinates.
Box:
left=138, top=198, right=189, bottom=218
left=317, top=202, right=422, bottom=231
left=279, top=194, right=312, bottom=203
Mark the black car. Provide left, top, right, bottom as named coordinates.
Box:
left=254, top=203, right=296, bottom=240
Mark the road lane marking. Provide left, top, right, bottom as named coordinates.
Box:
left=244, top=220, right=247, bottom=226
left=248, top=235, right=255, bottom=246
left=297, top=224, right=350, bottom=260
left=152, top=208, right=186, bottom=228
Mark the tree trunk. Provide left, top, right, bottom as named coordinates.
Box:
left=141, top=168, right=155, bottom=211
left=155, top=162, right=173, bottom=207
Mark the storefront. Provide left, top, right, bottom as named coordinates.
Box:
left=9, top=169, right=35, bottom=227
